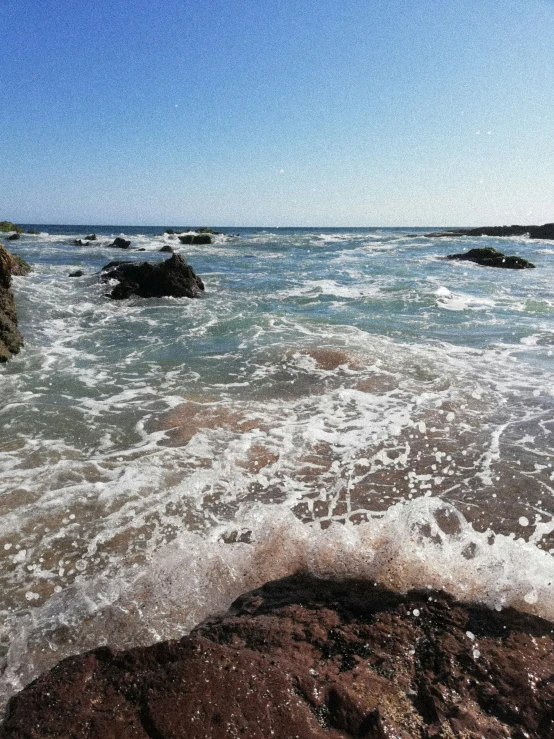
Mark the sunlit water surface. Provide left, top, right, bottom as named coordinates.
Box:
left=1, top=225, right=554, bottom=709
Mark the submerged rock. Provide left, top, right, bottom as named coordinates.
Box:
left=446, top=247, right=535, bottom=269
left=69, top=270, right=84, bottom=277
left=0, top=243, right=28, bottom=361
left=426, top=222, right=554, bottom=240
left=159, top=244, right=174, bottom=253
left=107, top=237, right=131, bottom=249
left=85, top=234, right=97, bottom=241
left=2, top=574, right=554, bottom=739
left=26, top=229, right=40, bottom=235
left=101, top=253, right=204, bottom=299
left=71, top=239, right=89, bottom=246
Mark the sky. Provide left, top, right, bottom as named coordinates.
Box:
left=1, top=0, right=553, bottom=226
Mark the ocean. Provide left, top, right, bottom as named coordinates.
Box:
left=1, top=225, right=554, bottom=711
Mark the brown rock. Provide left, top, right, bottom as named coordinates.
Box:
left=0, top=243, right=25, bottom=362
left=2, top=574, right=554, bottom=738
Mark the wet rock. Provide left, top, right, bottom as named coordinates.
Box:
left=179, top=234, right=213, bottom=244
left=26, top=229, right=40, bottom=235
left=71, top=239, right=89, bottom=246
left=107, top=237, right=131, bottom=249
left=85, top=234, right=97, bottom=241
left=100, top=253, right=204, bottom=300
left=0, top=243, right=26, bottom=361
left=446, top=247, right=535, bottom=269
left=159, top=244, right=174, bottom=253
left=2, top=574, right=554, bottom=739
left=178, top=233, right=213, bottom=245
left=7, top=233, right=20, bottom=241
left=9, top=254, right=31, bottom=276
left=426, top=222, right=554, bottom=240
left=69, top=270, right=84, bottom=277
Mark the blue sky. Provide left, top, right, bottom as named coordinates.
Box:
left=1, top=0, right=553, bottom=226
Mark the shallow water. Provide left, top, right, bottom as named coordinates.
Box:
left=1, top=225, right=554, bottom=709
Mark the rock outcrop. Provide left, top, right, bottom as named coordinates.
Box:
left=426, top=222, right=554, bottom=240
left=178, top=233, right=213, bottom=245
left=107, top=237, right=131, bottom=249
left=0, top=221, right=23, bottom=234
left=0, top=243, right=29, bottom=362
left=101, top=253, right=204, bottom=299
left=2, top=574, right=554, bottom=738
left=446, top=247, right=535, bottom=269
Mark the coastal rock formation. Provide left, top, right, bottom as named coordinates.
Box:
left=178, top=233, right=213, bottom=245
left=107, top=237, right=131, bottom=249
left=2, top=574, right=554, bottom=739
left=0, top=243, right=29, bottom=362
left=447, top=247, right=535, bottom=269
left=101, top=253, right=204, bottom=299
left=426, top=222, right=554, bottom=240
left=85, top=234, right=97, bottom=241
left=0, top=221, right=23, bottom=234
left=7, top=233, right=20, bottom=241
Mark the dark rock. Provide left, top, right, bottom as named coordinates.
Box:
left=426, top=222, right=554, bottom=240
left=107, top=237, right=131, bottom=249
left=137, top=248, right=146, bottom=251
left=159, top=244, right=174, bottom=253
left=26, top=229, right=40, bottom=235
left=0, top=243, right=26, bottom=361
left=85, top=234, right=97, bottom=241
left=2, top=574, right=554, bottom=739
left=528, top=223, right=554, bottom=240
left=164, top=228, right=176, bottom=234
left=71, top=239, right=89, bottom=246
left=0, top=221, right=23, bottom=234
left=100, top=254, right=204, bottom=300
left=7, top=233, right=20, bottom=241
left=178, top=233, right=213, bottom=245
left=447, top=246, right=535, bottom=269
left=69, top=270, right=84, bottom=277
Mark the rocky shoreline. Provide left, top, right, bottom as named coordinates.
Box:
left=0, top=243, right=30, bottom=362
left=2, top=574, right=554, bottom=738
left=426, top=222, right=554, bottom=240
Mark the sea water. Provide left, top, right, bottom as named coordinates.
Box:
left=1, top=225, right=554, bottom=709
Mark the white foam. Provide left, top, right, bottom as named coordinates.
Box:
left=2, top=496, right=554, bottom=710
left=434, top=286, right=495, bottom=311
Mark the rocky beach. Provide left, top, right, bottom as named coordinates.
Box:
left=1, top=224, right=554, bottom=736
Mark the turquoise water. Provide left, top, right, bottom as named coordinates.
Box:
left=1, top=225, right=554, bottom=708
